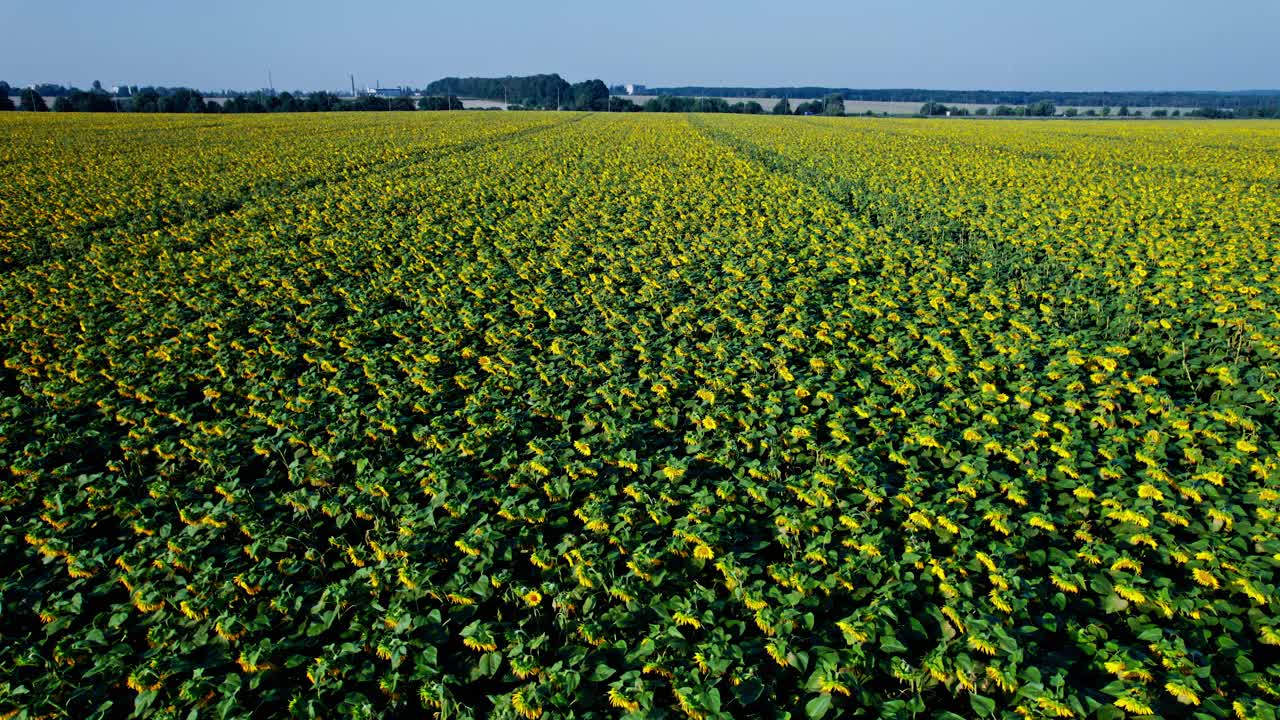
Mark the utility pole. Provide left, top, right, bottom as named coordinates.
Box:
left=267, top=68, right=273, bottom=95
left=350, top=74, right=356, bottom=98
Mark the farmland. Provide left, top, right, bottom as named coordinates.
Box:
left=2, top=112, right=1279, bottom=719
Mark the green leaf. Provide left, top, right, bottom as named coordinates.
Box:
left=1101, top=594, right=1129, bottom=613
left=1094, top=706, right=1125, bottom=720
left=704, top=687, right=721, bottom=713
left=805, top=692, right=833, bottom=719
left=880, top=636, right=907, bottom=654
left=969, top=694, right=996, bottom=717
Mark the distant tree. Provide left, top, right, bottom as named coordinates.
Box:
left=822, top=93, right=845, bottom=116
left=992, top=105, right=1015, bottom=116
left=345, top=95, right=391, bottom=111
left=920, top=101, right=949, bottom=116
left=1025, top=100, right=1055, bottom=117
left=975, top=107, right=988, bottom=116
left=1100, top=106, right=1112, bottom=116
left=417, top=95, right=462, bottom=110
left=1085, top=109, right=1097, bottom=116
left=741, top=100, right=764, bottom=114
left=223, top=95, right=266, bottom=113
left=53, top=90, right=117, bottom=112
left=0, top=82, right=13, bottom=111
left=91, top=80, right=104, bottom=93
left=1117, top=105, right=1129, bottom=117
left=1131, top=109, right=1142, bottom=117
left=268, top=92, right=301, bottom=112
left=793, top=100, right=824, bottom=115
left=771, top=97, right=791, bottom=115
left=19, top=88, right=48, bottom=111
left=698, top=97, right=730, bottom=113
left=130, top=88, right=161, bottom=112
left=570, top=79, right=609, bottom=111
left=1064, top=107, right=1078, bottom=117
left=643, top=96, right=695, bottom=112
left=607, top=96, right=639, bottom=111
left=158, top=88, right=207, bottom=113
left=1171, top=109, right=1181, bottom=117
left=1150, top=109, right=1167, bottom=117
left=426, top=74, right=569, bottom=109
left=1189, top=107, right=1233, bottom=119
left=303, top=92, right=342, bottom=112
left=389, top=97, right=415, bottom=111
left=33, top=84, right=70, bottom=97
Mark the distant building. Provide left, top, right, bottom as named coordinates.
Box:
left=368, top=87, right=407, bottom=98
left=625, top=84, right=646, bottom=96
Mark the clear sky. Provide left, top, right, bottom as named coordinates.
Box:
left=2, top=0, right=1277, bottom=92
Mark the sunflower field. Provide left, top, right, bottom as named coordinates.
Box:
left=1, top=111, right=1279, bottom=719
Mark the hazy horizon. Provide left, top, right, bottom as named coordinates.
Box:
left=3, top=0, right=1278, bottom=92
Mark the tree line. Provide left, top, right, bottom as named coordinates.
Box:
left=7, top=77, right=1278, bottom=118
left=917, top=100, right=1280, bottom=119
left=647, top=86, right=1280, bottom=111
left=0, top=82, right=473, bottom=114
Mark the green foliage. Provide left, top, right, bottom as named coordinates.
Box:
left=53, top=90, right=118, bottom=113
left=19, top=88, right=47, bottom=111
left=418, top=95, right=464, bottom=111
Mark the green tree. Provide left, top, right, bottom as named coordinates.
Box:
left=1118, top=105, right=1129, bottom=116
left=1026, top=100, right=1056, bottom=117
left=771, top=97, right=791, bottom=115
left=0, top=82, right=14, bottom=111
left=53, top=90, right=117, bottom=112
left=19, top=88, right=48, bottom=111
left=417, top=95, right=462, bottom=111
left=920, top=101, right=949, bottom=116
left=822, top=93, right=845, bottom=116
left=1100, top=106, right=1112, bottom=116
left=570, top=80, right=609, bottom=111
left=793, top=100, right=824, bottom=115
left=1064, top=108, right=1079, bottom=117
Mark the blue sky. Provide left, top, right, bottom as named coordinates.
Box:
left=2, top=0, right=1277, bottom=91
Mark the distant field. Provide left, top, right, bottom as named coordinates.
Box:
left=622, top=94, right=1195, bottom=115
left=11, top=94, right=1197, bottom=115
